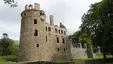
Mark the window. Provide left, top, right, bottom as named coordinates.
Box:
left=37, top=44, right=39, bottom=47
left=64, top=48, right=65, bottom=51
left=55, top=28, right=57, bottom=33
left=46, top=36, right=47, bottom=41
left=48, top=27, right=51, bottom=31
left=57, top=37, right=59, bottom=43
left=64, top=31, right=66, bottom=35
left=57, top=48, right=59, bottom=51
left=62, top=38, right=65, bottom=44
left=59, top=30, right=60, bottom=34
left=23, top=13, right=26, bottom=16
left=34, top=30, right=38, bottom=36
left=34, top=19, right=37, bottom=24
left=46, top=27, right=47, bottom=31
left=61, top=30, right=63, bottom=34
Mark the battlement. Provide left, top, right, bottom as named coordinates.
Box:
left=25, top=3, right=40, bottom=10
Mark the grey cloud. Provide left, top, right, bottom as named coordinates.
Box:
left=0, top=0, right=101, bottom=40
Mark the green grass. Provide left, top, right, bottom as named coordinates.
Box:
left=0, top=55, right=17, bottom=64
left=96, top=54, right=113, bottom=58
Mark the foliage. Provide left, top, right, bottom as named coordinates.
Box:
left=3, top=0, right=18, bottom=7
left=0, top=33, right=19, bottom=56
left=69, top=30, right=82, bottom=43
left=0, top=55, right=17, bottom=64
left=80, top=0, right=113, bottom=58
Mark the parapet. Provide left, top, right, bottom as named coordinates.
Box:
left=24, top=3, right=40, bottom=10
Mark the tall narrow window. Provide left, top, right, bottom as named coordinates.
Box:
left=61, top=30, right=63, bottom=34
left=57, top=37, right=59, bottom=43
left=55, top=28, right=57, bottom=33
left=46, top=27, right=47, bottom=31
left=46, top=36, right=47, bottom=41
left=37, top=44, right=39, bottom=47
left=59, top=30, right=60, bottom=34
left=57, top=48, right=59, bottom=51
left=64, top=48, right=65, bottom=51
left=34, top=30, right=38, bottom=36
left=34, top=19, right=37, bottom=24
left=62, top=38, right=65, bottom=44
left=48, top=27, right=51, bottom=31
left=64, top=31, right=66, bottom=35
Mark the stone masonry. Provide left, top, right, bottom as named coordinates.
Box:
left=18, top=3, right=71, bottom=62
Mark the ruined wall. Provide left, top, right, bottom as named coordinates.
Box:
left=71, top=44, right=88, bottom=59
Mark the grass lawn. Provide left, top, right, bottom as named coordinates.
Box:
left=0, top=55, right=17, bottom=64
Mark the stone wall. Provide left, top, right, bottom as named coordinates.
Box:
left=71, top=43, right=88, bottom=59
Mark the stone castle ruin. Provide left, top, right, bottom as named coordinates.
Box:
left=18, top=3, right=90, bottom=62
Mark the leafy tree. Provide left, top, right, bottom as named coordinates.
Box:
left=3, top=0, right=18, bottom=7
left=0, top=33, right=18, bottom=56
left=80, top=0, right=113, bottom=58
left=69, top=30, right=82, bottom=44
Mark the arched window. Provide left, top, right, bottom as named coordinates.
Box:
left=34, top=30, right=38, bottom=36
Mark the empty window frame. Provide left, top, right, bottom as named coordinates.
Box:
left=55, top=28, right=57, bottom=33
left=46, top=27, right=47, bottom=31
left=64, top=48, right=65, bottom=51
left=59, top=30, right=60, bottom=34
left=48, top=27, right=51, bottom=31
left=62, top=38, right=65, bottom=44
left=34, top=30, right=38, bottom=36
left=57, top=37, right=59, bottom=43
left=34, top=19, right=37, bottom=24
left=37, top=44, right=39, bottom=47
left=46, top=36, right=47, bottom=41
left=61, top=30, right=63, bottom=34
left=57, top=48, right=59, bottom=51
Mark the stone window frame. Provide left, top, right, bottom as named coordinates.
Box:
left=57, top=48, right=60, bottom=51
left=48, top=27, right=51, bottom=31
left=46, top=27, right=47, bottom=31
left=57, top=37, right=59, bottom=43
left=37, top=44, right=39, bottom=47
left=55, top=28, right=57, bottom=33
left=61, top=30, right=63, bottom=34
left=46, top=35, right=47, bottom=41
left=59, top=30, right=60, bottom=34
left=62, top=38, right=65, bottom=44
left=34, top=19, right=37, bottom=24
left=34, top=29, right=38, bottom=36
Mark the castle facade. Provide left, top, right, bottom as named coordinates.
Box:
left=18, top=3, right=71, bottom=62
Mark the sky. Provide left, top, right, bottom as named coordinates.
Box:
left=0, top=0, right=101, bottom=40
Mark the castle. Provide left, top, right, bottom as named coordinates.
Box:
left=18, top=3, right=71, bottom=62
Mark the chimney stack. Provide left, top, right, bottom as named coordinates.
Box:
left=50, top=15, right=54, bottom=25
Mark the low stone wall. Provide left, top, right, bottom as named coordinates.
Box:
left=71, top=48, right=87, bottom=59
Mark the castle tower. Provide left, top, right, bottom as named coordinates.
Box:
left=18, top=2, right=71, bottom=62
left=18, top=3, right=46, bottom=62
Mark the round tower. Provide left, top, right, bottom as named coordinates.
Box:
left=18, top=3, right=46, bottom=62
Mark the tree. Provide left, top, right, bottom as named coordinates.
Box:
left=0, top=33, right=18, bottom=56
left=80, top=0, right=113, bottom=58
left=3, top=0, right=18, bottom=7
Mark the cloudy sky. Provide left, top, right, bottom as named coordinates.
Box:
left=0, top=0, right=101, bottom=40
